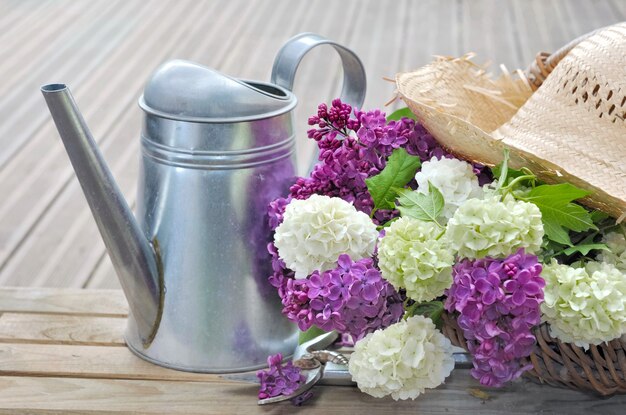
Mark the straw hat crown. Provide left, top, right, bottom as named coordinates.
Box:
left=397, top=23, right=626, bottom=219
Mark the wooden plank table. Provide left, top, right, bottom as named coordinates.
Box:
left=0, top=288, right=624, bottom=414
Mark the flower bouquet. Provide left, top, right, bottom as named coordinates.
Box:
left=256, top=97, right=625, bottom=403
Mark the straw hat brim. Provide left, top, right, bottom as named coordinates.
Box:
left=397, top=23, right=626, bottom=219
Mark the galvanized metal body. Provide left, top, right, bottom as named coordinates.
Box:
left=41, top=32, right=366, bottom=373
left=127, top=86, right=299, bottom=372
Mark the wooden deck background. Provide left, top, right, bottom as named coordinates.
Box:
left=0, top=0, right=624, bottom=289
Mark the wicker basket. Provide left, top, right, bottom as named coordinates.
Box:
left=398, top=25, right=626, bottom=396
left=441, top=314, right=626, bottom=396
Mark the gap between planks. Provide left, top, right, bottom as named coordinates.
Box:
left=0, top=343, right=240, bottom=383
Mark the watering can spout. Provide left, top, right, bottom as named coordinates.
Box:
left=41, top=84, right=162, bottom=346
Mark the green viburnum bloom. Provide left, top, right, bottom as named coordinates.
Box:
left=446, top=195, right=544, bottom=259
left=541, top=260, right=626, bottom=349
left=597, top=231, right=626, bottom=272
left=378, top=217, right=454, bottom=302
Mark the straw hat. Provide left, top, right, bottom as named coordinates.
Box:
left=396, top=23, right=626, bottom=219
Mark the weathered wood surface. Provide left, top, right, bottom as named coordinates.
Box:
left=0, top=288, right=625, bottom=414
left=0, top=288, right=127, bottom=315
left=0, top=0, right=624, bottom=289
left=0, top=313, right=126, bottom=346
left=0, top=374, right=623, bottom=415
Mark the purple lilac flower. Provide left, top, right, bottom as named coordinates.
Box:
left=267, top=196, right=290, bottom=231
left=307, top=99, right=361, bottom=140
left=267, top=99, right=492, bottom=228
left=289, top=99, right=456, bottom=224
left=257, top=353, right=305, bottom=400
left=270, top=251, right=404, bottom=341
left=444, top=249, right=545, bottom=387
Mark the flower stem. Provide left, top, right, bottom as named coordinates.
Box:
left=403, top=302, right=418, bottom=319
left=500, top=174, right=536, bottom=197
left=370, top=208, right=377, bottom=219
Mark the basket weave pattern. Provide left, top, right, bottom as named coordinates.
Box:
left=442, top=314, right=626, bottom=396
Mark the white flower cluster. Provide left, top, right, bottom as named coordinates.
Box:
left=597, top=231, right=626, bottom=272
left=414, top=157, right=483, bottom=221
left=378, top=217, right=454, bottom=302
left=348, top=315, right=455, bottom=400
left=541, top=260, right=626, bottom=349
left=446, top=195, right=544, bottom=259
left=274, top=194, right=378, bottom=278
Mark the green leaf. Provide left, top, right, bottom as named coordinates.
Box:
left=544, top=203, right=596, bottom=232
left=543, top=221, right=573, bottom=246
left=543, top=237, right=566, bottom=251
left=519, top=183, right=596, bottom=245
left=579, top=232, right=600, bottom=245
left=298, top=326, right=328, bottom=345
left=540, top=238, right=567, bottom=262
left=495, top=148, right=510, bottom=189
left=407, top=301, right=445, bottom=329
left=396, top=182, right=445, bottom=223
left=590, top=210, right=610, bottom=224
left=562, top=243, right=609, bottom=256
left=491, top=165, right=527, bottom=185
left=523, top=184, right=591, bottom=206
left=378, top=216, right=400, bottom=230
left=386, top=107, right=417, bottom=121
left=365, top=148, right=421, bottom=210
left=492, top=149, right=538, bottom=189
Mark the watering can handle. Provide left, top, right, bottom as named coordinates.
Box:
left=270, top=33, right=366, bottom=109
left=271, top=33, right=366, bottom=173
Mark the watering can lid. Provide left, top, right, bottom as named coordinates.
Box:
left=139, top=60, right=296, bottom=123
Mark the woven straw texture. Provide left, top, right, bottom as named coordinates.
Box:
left=442, top=314, right=626, bottom=396
left=396, top=23, right=626, bottom=219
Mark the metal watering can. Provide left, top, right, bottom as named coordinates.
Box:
left=41, top=33, right=366, bottom=373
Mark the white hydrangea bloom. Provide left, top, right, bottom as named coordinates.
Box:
left=274, top=194, right=378, bottom=279
left=378, top=217, right=454, bottom=302
left=446, top=195, right=544, bottom=259
left=348, top=315, right=455, bottom=400
left=541, top=260, right=626, bottom=349
left=414, top=157, right=483, bottom=221
left=597, top=231, right=626, bottom=272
